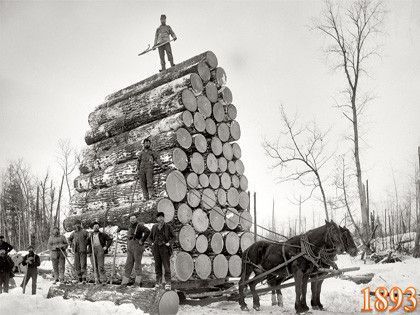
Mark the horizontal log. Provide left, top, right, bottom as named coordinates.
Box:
left=209, top=207, right=225, bottom=232
left=178, top=224, right=196, bottom=251
left=193, top=112, right=206, bottom=133
left=235, top=159, right=245, bottom=175
left=239, top=210, right=252, bottom=231
left=210, top=137, right=223, bottom=156
left=239, top=175, right=248, bottom=191
left=222, top=142, right=233, bottom=161
left=210, top=233, right=224, bottom=254
left=194, top=254, right=211, bottom=280
left=192, top=133, right=207, bottom=153
left=227, top=160, right=236, bottom=175
left=225, top=207, right=240, bottom=230
left=231, top=143, right=241, bottom=159
left=88, top=74, right=201, bottom=128
left=182, top=110, right=194, bottom=128
left=216, top=189, right=227, bottom=207
left=238, top=191, right=250, bottom=210
left=212, top=254, right=228, bottom=279
left=192, top=208, right=209, bottom=232
left=186, top=173, right=199, bottom=189
left=239, top=231, right=254, bottom=252
left=228, top=255, right=242, bottom=277
left=177, top=203, right=192, bottom=224
left=210, top=67, right=227, bottom=88
left=227, top=187, right=240, bottom=207
left=209, top=173, right=220, bottom=189
left=218, top=157, right=228, bottom=173
left=187, top=189, right=201, bottom=208
left=172, top=251, right=194, bottom=281
left=229, top=120, right=241, bottom=141
left=218, top=86, right=233, bottom=105
left=220, top=172, right=231, bottom=190
left=227, top=104, right=237, bottom=120
left=212, top=102, right=225, bottom=123
left=217, top=122, right=230, bottom=142
left=206, top=153, right=218, bottom=173
left=231, top=175, right=240, bottom=189
left=198, top=173, right=209, bottom=188
left=197, top=95, right=212, bottom=118
left=195, top=235, right=209, bottom=254
left=205, top=81, right=218, bottom=103
left=190, top=152, right=205, bottom=174
left=201, top=188, right=216, bottom=210
left=222, top=231, right=240, bottom=255
left=205, top=118, right=217, bottom=135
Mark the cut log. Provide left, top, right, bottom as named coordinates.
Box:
left=210, top=137, right=223, bottom=156
left=220, top=173, right=231, bottom=190
left=88, top=74, right=202, bottom=128
left=172, top=251, right=194, bottom=281
left=206, top=153, right=218, bottom=173
left=227, top=104, right=237, bottom=120
left=205, top=118, right=217, bottom=135
left=192, top=208, right=209, bottom=232
left=238, top=191, right=250, bottom=210
left=227, top=188, right=240, bottom=207
left=85, top=88, right=197, bottom=145
left=231, top=143, right=242, bottom=159
left=228, top=255, right=242, bottom=277
left=212, top=254, right=228, bottom=279
left=223, top=231, right=240, bottom=255
left=197, top=95, right=212, bottom=118
left=239, top=210, right=253, bottom=231
left=186, top=173, right=199, bottom=189
left=195, top=235, right=209, bottom=254
left=190, top=152, right=205, bottom=174
left=194, top=254, right=211, bottom=280
left=239, top=175, right=248, bottom=191
left=239, top=232, right=254, bottom=252
left=192, top=133, right=207, bottom=153
left=177, top=203, right=192, bottom=224
left=178, top=225, right=196, bottom=251
left=47, top=283, right=179, bottom=315
left=217, top=189, right=227, bottom=207
left=199, top=173, right=209, bottom=188
left=103, top=51, right=217, bottom=103
left=229, top=120, right=241, bottom=141
left=182, top=110, right=194, bottom=128
left=158, top=198, right=175, bottom=223
left=228, top=161, right=236, bottom=175
left=218, top=86, right=233, bottom=105
left=205, top=82, right=218, bottom=103
left=187, top=189, right=201, bottom=208
left=209, top=173, right=220, bottom=189
left=201, top=188, right=216, bottom=210
left=197, top=61, right=211, bottom=83
left=212, top=102, right=225, bottom=123
left=235, top=159, right=245, bottom=176
left=218, top=157, right=228, bottom=173
left=231, top=175, right=240, bottom=189
left=225, top=207, right=240, bottom=230
left=193, top=112, right=206, bottom=133
left=211, top=67, right=227, bottom=88
left=209, top=207, right=226, bottom=232
left=222, top=142, right=233, bottom=161
left=217, top=123, right=230, bottom=142
left=165, top=170, right=187, bottom=202
left=176, top=128, right=193, bottom=150
left=210, top=233, right=224, bottom=254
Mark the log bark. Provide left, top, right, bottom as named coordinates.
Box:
left=206, top=153, right=218, bottom=173
left=210, top=137, right=223, bottom=156
left=47, top=283, right=179, bottom=315
left=103, top=51, right=217, bottom=103
left=192, top=208, right=209, bottom=232
left=225, top=207, right=240, bottom=230
left=238, top=191, right=250, bottom=210
left=172, top=251, right=194, bottom=281
left=210, top=232, right=224, bottom=254
left=239, top=210, right=252, bottom=231
left=209, top=173, right=220, bottom=189
left=178, top=224, right=196, bottom=251
left=222, top=142, right=233, bottom=161
left=211, top=67, right=227, bottom=88
left=227, top=188, right=240, bottom=207
left=228, top=255, right=242, bottom=277
left=231, top=143, right=242, bottom=159
left=194, top=254, right=212, bottom=280
left=190, top=152, right=205, bottom=174
left=218, top=157, right=228, bottom=173
left=239, top=232, right=254, bottom=252
left=222, top=231, right=240, bottom=255
left=177, top=203, right=192, bottom=224
left=193, top=112, right=206, bottom=133
left=205, top=118, right=217, bottom=135
left=205, top=82, right=218, bottom=103
left=209, top=207, right=226, bottom=232
left=212, top=254, right=228, bottom=279
left=201, top=188, right=216, bottom=210
left=197, top=95, right=212, bottom=118
left=88, top=74, right=201, bottom=128
left=195, top=235, right=209, bottom=254
left=218, top=86, right=233, bottom=105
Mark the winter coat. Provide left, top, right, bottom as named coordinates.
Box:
left=48, top=234, right=68, bottom=259
left=87, top=231, right=113, bottom=254
left=68, top=229, right=89, bottom=253
left=0, top=241, right=14, bottom=253
left=149, top=223, right=175, bottom=245
left=22, top=252, right=40, bottom=269
left=127, top=223, right=150, bottom=243
left=0, top=255, right=14, bottom=274
left=137, top=148, right=161, bottom=171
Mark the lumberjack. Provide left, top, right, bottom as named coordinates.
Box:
left=154, top=14, right=177, bottom=71
left=21, top=245, right=40, bottom=294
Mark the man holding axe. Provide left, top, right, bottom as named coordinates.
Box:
left=154, top=14, right=177, bottom=71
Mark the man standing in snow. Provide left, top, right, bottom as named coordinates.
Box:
left=0, top=235, right=14, bottom=254
left=154, top=14, right=177, bottom=71
left=68, top=220, right=90, bottom=283
left=0, top=249, right=14, bottom=293
left=48, top=227, right=68, bottom=283
left=21, top=245, right=40, bottom=294
left=149, top=212, right=174, bottom=290
left=120, top=215, right=150, bottom=287
left=88, top=222, right=112, bottom=284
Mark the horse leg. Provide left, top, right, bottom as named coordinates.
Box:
left=276, top=288, right=283, bottom=307
left=250, top=280, right=261, bottom=311
left=310, top=279, right=320, bottom=310
left=293, top=269, right=304, bottom=313
left=267, top=276, right=277, bottom=306
left=316, top=279, right=325, bottom=310
left=238, top=265, right=253, bottom=311
left=300, top=273, right=310, bottom=312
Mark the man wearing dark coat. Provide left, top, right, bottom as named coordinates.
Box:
left=154, top=14, right=177, bottom=71
left=21, top=245, right=40, bottom=294
left=0, top=249, right=14, bottom=293
left=68, top=220, right=90, bottom=282
left=0, top=235, right=14, bottom=254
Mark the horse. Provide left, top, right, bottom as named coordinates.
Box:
left=238, top=220, right=345, bottom=313
left=309, top=225, right=358, bottom=310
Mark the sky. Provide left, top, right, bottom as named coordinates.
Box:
left=1, top=0, right=419, bottom=233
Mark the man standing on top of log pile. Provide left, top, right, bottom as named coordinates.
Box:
left=48, top=227, right=68, bottom=284
left=121, top=215, right=150, bottom=287
left=68, top=220, right=89, bottom=283
left=88, top=222, right=113, bottom=284
left=154, top=14, right=177, bottom=72
left=138, top=137, right=163, bottom=200
left=149, top=212, right=174, bottom=290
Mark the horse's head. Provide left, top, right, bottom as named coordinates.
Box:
left=324, top=220, right=345, bottom=253
left=339, top=225, right=358, bottom=257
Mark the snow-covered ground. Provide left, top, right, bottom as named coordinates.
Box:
left=1, top=255, right=419, bottom=314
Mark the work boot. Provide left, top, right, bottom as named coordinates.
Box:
left=120, top=276, right=130, bottom=287
left=134, top=276, right=142, bottom=287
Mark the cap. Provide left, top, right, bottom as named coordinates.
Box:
left=92, top=221, right=100, bottom=227
left=156, top=211, right=165, bottom=218
left=161, top=14, right=166, bottom=19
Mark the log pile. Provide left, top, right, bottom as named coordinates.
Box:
left=63, top=51, right=253, bottom=284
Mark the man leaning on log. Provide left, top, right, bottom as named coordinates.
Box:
left=120, top=215, right=150, bottom=287
left=68, top=220, right=89, bottom=283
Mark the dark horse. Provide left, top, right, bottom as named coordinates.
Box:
left=238, top=220, right=345, bottom=313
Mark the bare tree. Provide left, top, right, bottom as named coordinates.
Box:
left=414, top=147, right=420, bottom=257
left=263, top=106, right=334, bottom=220
left=313, top=0, right=386, bottom=241
left=57, top=139, right=79, bottom=201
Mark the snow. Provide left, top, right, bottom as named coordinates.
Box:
left=0, top=255, right=419, bottom=314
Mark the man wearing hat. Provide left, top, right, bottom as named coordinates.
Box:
left=0, top=235, right=14, bottom=254
left=68, top=220, right=90, bottom=283
left=88, top=222, right=112, bottom=284
left=21, top=245, right=40, bottom=294
left=0, top=249, right=14, bottom=293
left=149, top=211, right=175, bottom=290
left=137, top=137, right=163, bottom=200
left=48, top=226, right=68, bottom=283
left=120, top=215, right=150, bottom=287
left=154, top=14, right=177, bottom=71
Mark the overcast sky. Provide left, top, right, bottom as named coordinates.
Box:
left=1, top=0, right=419, bottom=232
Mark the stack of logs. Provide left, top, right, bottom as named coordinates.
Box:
left=63, top=51, right=254, bottom=283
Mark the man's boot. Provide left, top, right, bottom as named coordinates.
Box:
left=134, top=275, right=142, bottom=287
left=120, top=276, right=130, bottom=287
